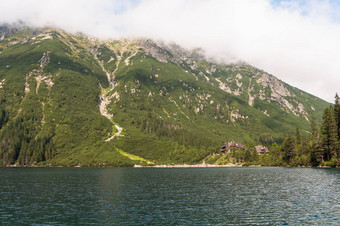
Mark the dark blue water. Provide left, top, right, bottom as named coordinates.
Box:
left=0, top=167, right=339, bottom=225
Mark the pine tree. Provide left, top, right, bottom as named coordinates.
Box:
left=282, top=135, right=295, bottom=163
left=311, top=137, right=323, bottom=166
left=310, top=117, right=318, bottom=140
left=334, top=93, right=340, bottom=139
left=320, top=106, right=338, bottom=161
left=309, top=118, right=323, bottom=165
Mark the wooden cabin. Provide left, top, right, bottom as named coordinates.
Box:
left=255, top=145, right=269, bottom=155
left=221, top=142, right=246, bottom=152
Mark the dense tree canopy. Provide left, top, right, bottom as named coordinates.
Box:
left=272, top=94, right=340, bottom=167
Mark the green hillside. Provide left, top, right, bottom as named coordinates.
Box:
left=0, top=25, right=330, bottom=166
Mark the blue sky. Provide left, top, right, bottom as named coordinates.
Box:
left=112, top=0, right=141, bottom=14
left=271, top=0, right=340, bottom=8
left=270, top=0, right=340, bottom=23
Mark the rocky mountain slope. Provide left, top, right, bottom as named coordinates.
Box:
left=0, top=25, right=329, bottom=166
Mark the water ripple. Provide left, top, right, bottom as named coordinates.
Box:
left=0, top=167, right=339, bottom=225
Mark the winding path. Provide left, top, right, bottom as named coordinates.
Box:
left=96, top=47, right=125, bottom=141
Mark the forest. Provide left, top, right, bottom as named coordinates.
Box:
left=239, top=93, right=340, bottom=167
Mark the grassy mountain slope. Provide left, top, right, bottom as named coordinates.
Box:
left=0, top=26, right=330, bottom=166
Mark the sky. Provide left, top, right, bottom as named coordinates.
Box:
left=0, top=0, right=339, bottom=102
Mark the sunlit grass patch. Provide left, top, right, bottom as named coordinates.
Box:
left=116, top=147, right=154, bottom=165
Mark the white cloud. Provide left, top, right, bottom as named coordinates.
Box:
left=0, top=0, right=339, bottom=102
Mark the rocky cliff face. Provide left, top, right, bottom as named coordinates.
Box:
left=0, top=26, right=329, bottom=166
left=89, top=37, right=321, bottom=121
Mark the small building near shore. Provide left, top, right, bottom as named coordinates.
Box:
left=221, top=142, right=247, bottom=152
left=255, top=145, right=269, bottom=155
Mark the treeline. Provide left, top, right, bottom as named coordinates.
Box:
left=0, top=114, right=55, bottom=166
left=261, top=94, right=340, bottom=167
left=0, top=97, right=55, bottom=166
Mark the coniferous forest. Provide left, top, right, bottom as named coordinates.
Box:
left=251, top=93, right=340, bottom=167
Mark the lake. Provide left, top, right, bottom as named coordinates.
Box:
left=0, top=167, right=339, bottom=225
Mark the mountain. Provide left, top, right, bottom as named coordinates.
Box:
left=0, top=25, right=329, bottom=166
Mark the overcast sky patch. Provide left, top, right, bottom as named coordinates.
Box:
left=0, top=0, right=339, bottom=102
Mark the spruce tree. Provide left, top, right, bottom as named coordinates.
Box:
left=310, top=117, right=318, bottom=140
left=309, top=118, right=323, bottom=165
left=311, top=137, right=323, bottom=166
left=334, top=93, right=340, bottom=139
left=283, top=135, right=295, bottom=163
left=320, top=106, right=338, bottom=161
left=295, top=127, right=302, bottom=156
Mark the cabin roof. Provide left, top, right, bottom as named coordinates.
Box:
left=255, top=145, right=269, bottom=153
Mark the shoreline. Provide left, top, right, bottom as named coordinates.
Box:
left=134, top=163, right=244, bottom=168
left=2, top=163, right=338, bottom=168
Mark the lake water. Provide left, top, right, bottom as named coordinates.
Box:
left=0, top=167, right=339, bottom=225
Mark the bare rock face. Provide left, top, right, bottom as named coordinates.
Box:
left=138, top=39, right=168, bottom=63
left=138, top=39, right=205, bottom=68
left=257, top=73, right=292, bottom=98
left=25, top=51, right=51, bottom=94
left=0, top=79, right=5, bottom=88
left=254, top=73, right=308, bottom=117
